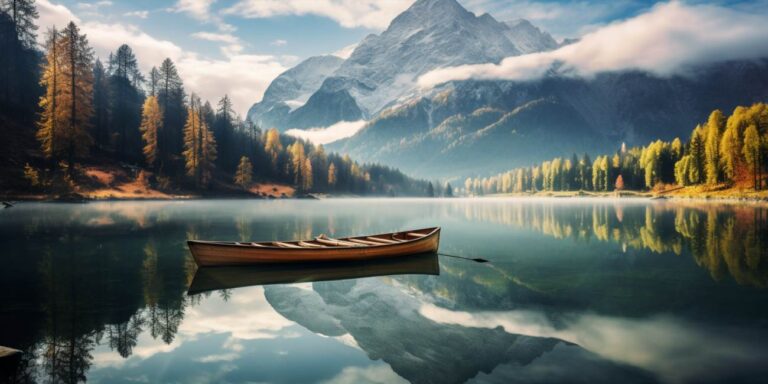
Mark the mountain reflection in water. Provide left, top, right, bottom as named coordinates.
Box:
left=0, top=199, right=766, bottom=383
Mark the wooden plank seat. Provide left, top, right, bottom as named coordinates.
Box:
left=298, top=241, right=326, bottom=248
left=273, top=241, right=302, bottom=248
left=315, top=236, right=362, bottom=247
left=366, top=236, right=400, bottom=244
left=407, top=232, right=428, bottom=238
left=347, top=238, right=382, bottom=246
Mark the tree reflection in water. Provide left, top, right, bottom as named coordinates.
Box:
left=0, top=200, right=765, bottom=383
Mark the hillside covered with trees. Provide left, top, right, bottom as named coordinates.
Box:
left=0, top=1, right=429, bottom=199
left=463, top=104, right=768, bottom=197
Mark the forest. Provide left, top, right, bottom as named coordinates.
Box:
left=0, top=1, right=430, bottom=198
left=463, top=104, right=768, bottom=196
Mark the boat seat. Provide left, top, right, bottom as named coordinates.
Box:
left=366, top=236, right=400, bottom=244
left=298, top=241, right=326, bottom=248
left=347, top=238, right=382, bottom=246
left=273, top=241, right=302, bottom=248
left=406, top=232, right=428, bottom=238
left=315, top=236, right=361, bottom=247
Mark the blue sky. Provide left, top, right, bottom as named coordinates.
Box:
left=35, top=0, right=768, bottom=114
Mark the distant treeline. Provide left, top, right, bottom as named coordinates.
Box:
left=0, top=1, right=429, bottom=196
left=463, top=103, right=768, bottom=195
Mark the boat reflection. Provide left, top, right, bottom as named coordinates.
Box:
left=187, top=252, right=440, bottom=295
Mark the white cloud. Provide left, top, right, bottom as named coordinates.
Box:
left=286, top=120, right=368, bottom=145
left=192, top=31, right=239, bottom=44
left=172, top=0, right=215, bottom=21
left=37, top=0, right=80, bottom=40
left=124, top=10, right=149, bottom=19
left=176, top=54, right=287, bottom=115
left=223, top=0, right=415, bottom=30
left=77, top=1, right=112, bottom=10
left=332, top=43, right=357, bottom=59
left=84, top=22, right=184, bottom=70
left=270, top=39, right=288, bottom=47
left=418, top=2, right=768, bottom=89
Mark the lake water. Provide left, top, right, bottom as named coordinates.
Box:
left=1, top=198, right=767, bottom=384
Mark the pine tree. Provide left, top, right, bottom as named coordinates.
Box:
left=108, top=44, right=144, bottom=159
left=148, top=66, right=160, bottom=96
left=328, top=162, right=337, bottom=189
left=92, top=59, right=109, bottom=147
left=427, top=181, right=434, bottom=197
left=743, top=124, right=761, bottom=190
left=445, top=182, right=453, bottom=197
left=214, top=94, right=235, bottom=169
left=705, top=110, right=724, bottom=185
left=301, top=158, right=313, bottom=192
left=183, top=97, right=217, bottom=187
left=37, top=22, right=94, bottom=171
left=689, top=125, right=706, bottom=184
left=158, top=58, right=185, bottom=162
left=139, top=96, right=161, bottom=167
left=234, top=156, right=253, bottom=190
left=37, top=27, right=60, bottom=159
left=1, top=0, right=38, bottom=48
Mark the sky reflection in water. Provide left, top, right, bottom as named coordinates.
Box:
left=0, top=198, right=767, bottom=383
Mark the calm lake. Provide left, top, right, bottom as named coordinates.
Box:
left=1, top=198, right=767, bottom=384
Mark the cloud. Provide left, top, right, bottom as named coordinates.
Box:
left=172, top=0, right=216, bottom=21
left=461, top=0, right=643, bottom=38
left=223, top=0, right=415, bottom=30
left=286, top=120, right=368, bottom=145
left=176, top=54, right=287, bottom=115
left=418, top=2, right=768, bottom=89
left=270, top=39, right=288, bottom=47
left=76, top=1, right=112, bottom=10
left=37, top=0, right=81, bottom=38
left=124, top=10, right=149, bottom=19
left=332, top=43, right=357, bottom=59
left=192, top=31, right=239, bottom=44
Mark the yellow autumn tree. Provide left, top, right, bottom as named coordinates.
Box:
left=288, top=141, right=306, bottom=187
left=234, top=156, right=253, bottom=190
left=37, top=22, right=94, bottom=171
left=302, top=158, right=313, bottom=192
left=139, top=95, right=162, bottom=167
left=183, top=98, right=217, bottom=187
left=264, top=128, right=282, bottom=168
left=328, top=162, right=337, bottom=189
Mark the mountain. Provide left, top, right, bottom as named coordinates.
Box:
left=502, top=19, right=559, bottom=54
left=248, top=0, right=559, bottom=131
left=246, top=55, right=343, bottom=130
left=328, top=59, right=768, bottom=178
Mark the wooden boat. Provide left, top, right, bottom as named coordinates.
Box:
left=187, top=252, right=440, bottom=295
left=188, top=227, right=440, bottom=266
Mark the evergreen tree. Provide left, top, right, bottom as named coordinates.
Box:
left=328, top=162, right=337, bottom=190
left=427, top=181, right=434, bottom=197
left=234, top=156, right=253, bottom=190
left=182, top=96, right=217, bottom=187
left=139, top=96, right=161, bottom=167
left=0, top=0, right=38, bottom=48
left=37, top=27, right=60, bottom=159
left=147, top=66, right=160, bottom=96
left=157, top=58, right=185, bottom=165
left=743, top=124, right=761, bottom=190
left=301, top=158, right=313, bottom=192
left=689, top=126, right=706, bottom=184
left=705, top=110, right=724, bottom=185
left=214, top=94, right=235, bottom=169
left=92, top=59, right=109, bottom=148
left=37, top=22, right=94, bottom=171
left=108, top=44, right=144, bottom=159
left=445, top=182, right=453, bottom=197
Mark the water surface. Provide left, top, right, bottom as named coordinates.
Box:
left=1, top=198, right=767, bottom=383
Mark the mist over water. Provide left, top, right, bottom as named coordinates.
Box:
left=1, top=198, right=767, bottom=383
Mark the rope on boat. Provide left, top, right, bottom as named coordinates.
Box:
left=437, top=252, right=489, bottom=263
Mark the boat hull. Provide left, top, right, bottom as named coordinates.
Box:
left=188, top=227, right=440, bottom=266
